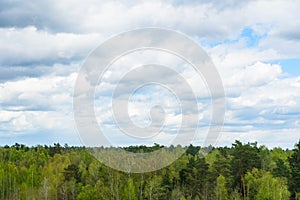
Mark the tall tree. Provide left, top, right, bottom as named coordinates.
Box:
left=215, top=175, right=228, bottom=200
left=231, top=140, right=261, bottom=197
left=289, top=141, right=300, bottom=200
left=123, top=178, right=137, bottom=200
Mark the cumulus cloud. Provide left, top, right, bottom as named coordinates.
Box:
left=0, top=0, right=300, bottom=147
left=0, top=26, right=102, bottom=66
left=0, top=72, right=77, bottom=140
left=0, top=73, right=76, bottom=110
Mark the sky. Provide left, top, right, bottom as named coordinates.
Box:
left=0, top=0, right=300, bottom=148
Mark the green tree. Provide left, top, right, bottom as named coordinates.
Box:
left=256, top=172, right=290, bottom=200
left=144, top=175, right=164, bottom=200
left=216, top=175, right=228, bottom=200
left=123, top=178, right=137, bottom=200
left=244, top=168, right=290, bottom=200
left=231, top=140, right=261, bottom=197
left=272, top=158, right=289, bottom=178
left=289, top=141, right=300, bottom=199
left=180, top=155, right=208, bottom=199
left=77, top=184, right=95, bottom=200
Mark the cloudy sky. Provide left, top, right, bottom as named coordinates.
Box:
left=0, top=0, right=300, bottom=148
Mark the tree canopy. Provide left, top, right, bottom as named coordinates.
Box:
left=0, top=140, right=298, bottom=199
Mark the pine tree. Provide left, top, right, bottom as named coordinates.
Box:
left=289, top=141, right=300, bottom=199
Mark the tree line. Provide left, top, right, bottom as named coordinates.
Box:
left=0, top=140, right=300, bottom=200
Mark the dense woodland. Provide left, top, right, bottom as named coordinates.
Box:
left=0, top=141, right=300, bottom=200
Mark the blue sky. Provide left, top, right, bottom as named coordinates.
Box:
left=0, top=0, right=300, bottom=148
left=272, top=59, right=300, bottom=76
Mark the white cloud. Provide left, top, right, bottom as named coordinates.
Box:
left=0, top=73, right=77, bottom=109
left=0, top=72, right=77, bottom=136
left=1, top=0, right=300, bottom=147
left=237, top=61, right=281, bottom=87
left=0, top=26, right=102, bottom=65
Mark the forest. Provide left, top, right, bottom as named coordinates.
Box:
left=0, top=140, right=300, bottom=200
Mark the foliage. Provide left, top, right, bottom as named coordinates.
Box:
left=289, top=141, right=300, bottom=200
left=0, top=141, right=298, bottom=199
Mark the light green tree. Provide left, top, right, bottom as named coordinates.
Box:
left=256, top=172, right=290, bottom=200
left=245, top=168, right=290, bottom=200
left=124, top=178, right=137, bottom=200
left=216, top=175, right=228, bottom=200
